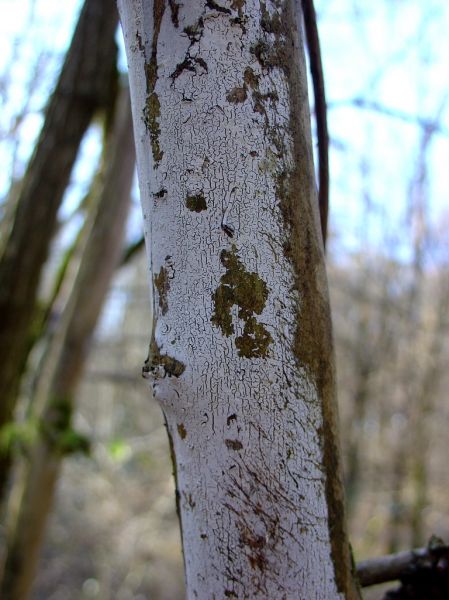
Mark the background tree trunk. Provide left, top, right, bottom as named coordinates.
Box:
left=0, top=0, right=118, bottom=502
left=0, top=85, right=135, bottom=600
left=119, top=1, right=359, bottom=598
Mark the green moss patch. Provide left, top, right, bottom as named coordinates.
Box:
left=154, top=266, right=169, bottom=315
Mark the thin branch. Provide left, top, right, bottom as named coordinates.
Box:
left=302, top=0, right=329, bottom=249
left=121, top=235, right=145, bottom=266
left=356, top=543, right=449, bottom=587
left=330, top=97, right=449, bottom=137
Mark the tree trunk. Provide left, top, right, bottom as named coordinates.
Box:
left=409, top=272, right=448, bottom=548
left=0, top=0, right=118, bottom=501
left=0, top=86, right=135, bottom=600
left=118, top=2, right=359, bottom=598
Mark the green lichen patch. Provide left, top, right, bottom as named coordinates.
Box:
left=226, top=86, right=247, bottom=103
left=235, top=316, right=273, bottom=359
left=211, top=245, right=272, bottom=358
left=225, top=439, right=243, bottom=451
left=145, top=59, right=158, bottom=93
left=144, top=92, right=163, bottom=165
left=258, top=147, right=280, bottom=175
left=154, top=265, right=169, bottom=315
left=186, top=192, right=207, bottom=212
left=142, top=1, right=166, bottom=166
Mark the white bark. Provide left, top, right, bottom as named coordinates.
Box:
left=118, top=1, right=358, bottom=598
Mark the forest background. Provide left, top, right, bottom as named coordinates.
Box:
left=0, top=0, right=448, bottom=598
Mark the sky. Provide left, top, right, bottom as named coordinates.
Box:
left=1, top=0, right=448, bottom=262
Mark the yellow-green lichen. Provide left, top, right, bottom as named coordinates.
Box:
left=211, top=245, right=272, bottom=358
left=154, top=265, right=169, bottom=315
left=142, top=0, right=166, bottom=166
left=144, top=92, right=163, bottom=164
left=186, top=192, right=207, bottom=212
left=145, top=59, right=158, bottom=92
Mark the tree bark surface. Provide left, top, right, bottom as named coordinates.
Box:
left=119, top=1, right=359, bottom=598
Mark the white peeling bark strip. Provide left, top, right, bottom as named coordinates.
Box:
left=119, top=1, right=347, bottom=598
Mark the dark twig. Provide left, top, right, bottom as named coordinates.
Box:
left=302, top=0, right=329, bottom=249
left=121, top=235, right=145, bottom=266
left=356, top=541, right=449, bottom=588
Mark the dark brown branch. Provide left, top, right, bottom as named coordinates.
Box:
left=121, top=235, right=145, bottom=265
left=356, top=543, right=449, bottom=588
left=302, top=0, right=329, bottom=249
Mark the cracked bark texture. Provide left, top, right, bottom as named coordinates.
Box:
left=118, top=1, right=359, bottom=598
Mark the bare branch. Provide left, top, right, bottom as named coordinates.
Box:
left=356, top=543, right=449, bottom=587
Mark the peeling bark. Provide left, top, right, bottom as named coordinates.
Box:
left=119, top=1, right=359, bottom=598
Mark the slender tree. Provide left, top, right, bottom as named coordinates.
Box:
left=0, top=85, right=135, bottom=600
left=0, top=0, right=118, bottom=501
left=118, top=1, right=360, bottom=598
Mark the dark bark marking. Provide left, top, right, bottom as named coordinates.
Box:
left=206, top=0, right=232, bottom=15
left=154, top=188, right=168, bottom=199
left=226, top=87, right=247, bottom=103
left=225, top=439, right=243, bottom=451
left=186, top=192, right=207, bottom=212
left=177, top=423, right=187, bottom=439
left=227, top=413, right=237, bottom=426
left=170, top=56, right=208, bottom=80
left=144, top=339, right=186, bottom=379
left=169, top=0, right=180, bottom=27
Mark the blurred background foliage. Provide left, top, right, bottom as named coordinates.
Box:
left=0, top=0, right=448, bottom=598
